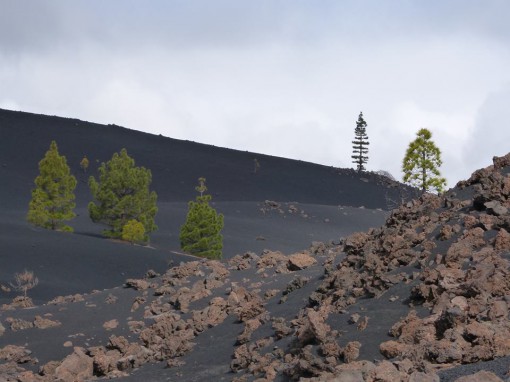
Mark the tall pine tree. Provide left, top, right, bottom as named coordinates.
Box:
left=180, top=178, right=224, bottom=259
left=88, top=148, right=158, bottom=241
left=27, top=141, right=77, bottom=231
left=351, top=112, right=370, bottom=172
left=402, top=128, right=446, bottom=194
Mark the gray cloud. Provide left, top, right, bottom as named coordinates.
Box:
left=5, top=1, right=510, bottom=52
left=464, top=83, right=510, bottom=171
left=2, top=1, right=510, bottom=188
left=0, top=2, right=61, bottom=53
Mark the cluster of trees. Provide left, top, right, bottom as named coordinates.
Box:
left=27, top=142, right=223, bottom=259
left=351, top=112, right=446, bottom=194
left=27, top=117, right=447, bottom=258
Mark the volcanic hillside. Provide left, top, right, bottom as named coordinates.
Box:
left=2, top=111, right=510, bottom=381
left=0, top=108, right=414, bottom=306
left=0, top=108, right=408, bottom=208
left=111, top=153, right=510, bottom=382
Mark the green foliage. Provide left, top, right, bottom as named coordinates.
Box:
left=122, top=219, right=146, bottom=244
left=195, top=177, right=207, bottom=196
left=80, top=156, right=89, bottom=173
left=180, top=178, right=224, bottom=259
left=402, top=128, right=447, bottom=194
left=88, top=148, right=158, bottom=240
left=27, top=141, right=77, bottom=231
left=352, top=112, right=370, bottom=172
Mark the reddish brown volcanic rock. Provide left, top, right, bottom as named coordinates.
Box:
left=288, top=252, right=317, bottom=271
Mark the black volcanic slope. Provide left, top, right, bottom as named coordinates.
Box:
left=0, top=108, right=416, bottom=306
left=8, top=109, right=510, bottom=382
left=0, top=108, right=411, bottom=209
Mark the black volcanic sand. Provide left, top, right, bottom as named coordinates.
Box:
left=0, top=108, right=404, bottom=304
left=0, top=108, right=413, bottom=210
left=0, top=202, right=388, bottom=306
left=0, top=109, right=424, bottom=381
left=4, top=109, right=510, bottom=382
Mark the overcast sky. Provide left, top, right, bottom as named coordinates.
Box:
left=2, top=1, right=510, bottom=188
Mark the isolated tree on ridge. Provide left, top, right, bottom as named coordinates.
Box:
left=88, top=148, right=158, bottom=242
left=352, top=112, right=370, bottom=172
left=180, top=177, right=224, bottom=259
left=27, top=141, right=77, bottom=231
left=402, top=128, right=446, bottom=194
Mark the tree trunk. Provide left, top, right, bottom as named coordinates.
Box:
left=421, top=151, right=426, bottom=194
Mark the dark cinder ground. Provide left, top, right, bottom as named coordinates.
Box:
left=8, top=109, right=489, bottom=381
left=0, top=108, right=408, bottom=305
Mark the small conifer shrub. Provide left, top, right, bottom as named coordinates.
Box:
left=80, top=156, right=90, bottom=173
left=180, top=178, right=224, bottom=259
left=122, top=219, right=146, bottom=244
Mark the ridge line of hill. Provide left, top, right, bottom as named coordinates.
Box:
left=0, top=107, right=418, bottom=208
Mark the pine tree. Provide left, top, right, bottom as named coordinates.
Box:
left=88, top=148, right=158, bottom=241
left=180, top=178, right=224, bottom=259
left=27, top=141, right=77, bottom=231
left=351, top=112, right=370, bottom=172
left=402, top=128, right=446, bottom=194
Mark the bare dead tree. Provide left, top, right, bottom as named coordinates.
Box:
left=385, top=188, right=411, bottom=211
left=253, top=158, right=260, bottom=174
left=10, top=270, right=39, bottom=297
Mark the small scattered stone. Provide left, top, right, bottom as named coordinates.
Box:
left=357, top=316, right=369, bottom=331
left=453, top=370, right=503, bottom=382
left=34, top=315, right=61, bottom=329
left=105, top=294, right=118, bottom=304
left=349, top=313, right=361, bottom=324
left=103, top=319, right=119, bottom=331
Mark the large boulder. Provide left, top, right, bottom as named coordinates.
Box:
left=342, top=341, right=361, bottom=363
left=494, top=228, right=510, bottom=252
left=55, top=347, right=93, bottom=382
left=288, top=252, right=317, bottom=271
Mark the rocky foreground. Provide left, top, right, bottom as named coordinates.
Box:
left=3, top=154, right=510, bottom=381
